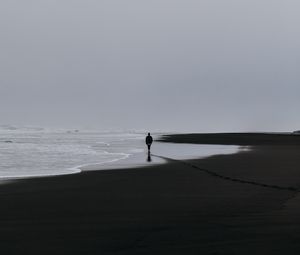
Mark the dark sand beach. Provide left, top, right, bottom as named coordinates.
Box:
left=1, top=133, right=300, bottom=254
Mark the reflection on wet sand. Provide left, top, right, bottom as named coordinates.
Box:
left=147, top=151, right=152, bottom=162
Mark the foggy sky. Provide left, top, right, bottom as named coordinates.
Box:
left=1, top=0, right=300, bottom=132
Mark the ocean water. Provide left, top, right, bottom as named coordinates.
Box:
left=0, top=126, right=145, bottom=179
left=0, top=126, right=241, bottom=180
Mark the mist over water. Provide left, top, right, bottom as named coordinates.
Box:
left=0, top=1, right=300, bottom=132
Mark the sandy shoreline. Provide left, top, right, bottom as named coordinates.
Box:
left=1, top=133, right=300, bottom=254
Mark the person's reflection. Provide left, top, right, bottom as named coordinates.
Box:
left=147, top=151, right=152, bottom=162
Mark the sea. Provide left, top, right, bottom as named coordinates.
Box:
left=0, top=125, right=241, bottom=180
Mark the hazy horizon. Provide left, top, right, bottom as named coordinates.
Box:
left=1, top=1, right=300, bottom=132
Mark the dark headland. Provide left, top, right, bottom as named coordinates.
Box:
left=1, top=133, right=300, bottom=254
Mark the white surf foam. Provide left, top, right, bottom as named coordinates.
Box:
left=0, top=128, right=145, bottom=180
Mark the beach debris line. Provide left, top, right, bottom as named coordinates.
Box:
left=152, top=154, right=298, bottom=192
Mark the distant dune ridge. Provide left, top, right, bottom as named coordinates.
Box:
left=160, top=132, right=300, bottom=145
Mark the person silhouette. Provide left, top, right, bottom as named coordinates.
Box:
left=145, top=133, right=153, bottom=152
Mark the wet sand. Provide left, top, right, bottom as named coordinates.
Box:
left=1, top=133, right=300, bottom=254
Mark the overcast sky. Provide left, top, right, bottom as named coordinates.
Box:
left=0, top=0, right=299, bottom=132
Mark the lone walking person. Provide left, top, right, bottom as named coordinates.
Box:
left=145, top=133, right=153, bottom=152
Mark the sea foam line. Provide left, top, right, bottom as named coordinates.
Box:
left=0, top=168, right=82, bottom=181
left=70, top=152, right=131, bottom=172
